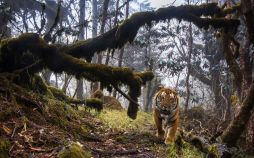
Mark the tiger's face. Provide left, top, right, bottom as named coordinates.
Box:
left=155, top=88, right=178, bottom=111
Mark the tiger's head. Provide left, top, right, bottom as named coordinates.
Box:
left=154, top=88, right=178, bottom=111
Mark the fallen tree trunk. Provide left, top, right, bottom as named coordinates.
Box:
left=180, top=131, right=231, bottom=158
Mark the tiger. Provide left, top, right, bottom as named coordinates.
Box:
left=153, top=87, right=179, bottom=144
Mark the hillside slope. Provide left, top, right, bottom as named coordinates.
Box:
left=0, top=76, right=203, bottom=158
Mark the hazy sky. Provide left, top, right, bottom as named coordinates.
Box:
left=149, top=0, right=184, bottom=8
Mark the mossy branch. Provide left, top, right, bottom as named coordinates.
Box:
left=222, top=3, right=241, bottom=15
left=0, top=34, right=154, bottom=119
left=64, top=3, right=239, bottom=61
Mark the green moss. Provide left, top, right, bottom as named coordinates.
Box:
left=167, top=139, right=205, bottom=158
left=59, top=143, right=91, bottom=158
left=45, top=98, right=71, bottom=128
left=97, top=109, right=153, bottom=132
left=65, top=28, right=118, bottom=62
left=222, top=3, right=241, bottom=15
left=32, top=75, right=52, bottom=95
left=48, top=86, right=68, bottom=101
left=0, top=139, right=11, bottom=158
left=80, top=125, right=89, bottom=136
left=0, top=33, right=44, bottom=73
left=86, top=98, right=103, bottom=112
left=0, top=106, right=16, bottom=121
left=134, top=71, right=154, bottom=85
left=207, top=144, right=219, bottom=157
left=48, top=86, right=92, bottom=111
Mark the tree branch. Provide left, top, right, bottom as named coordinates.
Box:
left=65, top=3, right=240, bottom=62
left=190, top=65, right=211, bottom=86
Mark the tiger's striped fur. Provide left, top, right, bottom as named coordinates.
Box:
left=153, top=87, right=179, bottom=144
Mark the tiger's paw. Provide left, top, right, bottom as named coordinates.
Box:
left=156, top=131, right=165, bottom=139
left=164, top=137, right=174, bottom=145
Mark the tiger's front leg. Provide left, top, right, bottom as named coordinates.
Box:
left=153, top=108, right=164, bottom=139
left=164, top=116, right=179, bottom=144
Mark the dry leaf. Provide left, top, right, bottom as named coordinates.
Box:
left=2, top=125, right=12, bottom=135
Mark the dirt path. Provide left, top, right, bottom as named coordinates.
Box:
left=86, top=118, right=168, bottom=158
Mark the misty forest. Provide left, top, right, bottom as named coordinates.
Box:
left=0, top=0, right=254, bottom=157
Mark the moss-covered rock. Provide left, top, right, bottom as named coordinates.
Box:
left=58, top=142, right=91, bottom=158
left=103, top=96, right=123, bottom=110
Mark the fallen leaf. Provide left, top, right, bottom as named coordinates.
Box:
left=2, top=125, right=12, bottom=135
left=29, top=146, right=46, bottom=151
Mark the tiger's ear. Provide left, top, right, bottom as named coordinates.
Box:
left=157, top=85, right=164, bottom=91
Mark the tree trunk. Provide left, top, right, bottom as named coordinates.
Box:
left=241, top=0, right=254, bottom=45
left=62, top=74, right=72, bottom=94
left=42, top=69, right=52, bottom=85
left=91, top=0, right=99, bottom=93
left=143, top=59, right=155, bottom=112
left=185, top=23, right=193, bottom=110
left=76, top=0, right=86, bottom=99
left=91, top=0, right=98, bottom=65
left=246, top=109, right=254, bottom=154
left=76, top=79, right=83, bottom=99
left=222, top=81, right=254, bottom=147
left=113, top=0, right=129, bottom=97
left=97, top=0, right=110, bottom=90
left=55, top=73, right=58, bottom=88
left=97, top=0, right=110, bottom=65
left=40, top=1, right=60, bottom=85
left=0, top=3, right=11, bottom=38
left=221, top=32, right=243, bottom=96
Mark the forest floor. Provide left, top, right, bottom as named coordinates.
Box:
left=0, top=80, right=203, bottom=158
left=87, top=110, right=167, bottom=158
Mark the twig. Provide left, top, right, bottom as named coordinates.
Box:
left=112, top=84, right=139, bottom=107
left=14, top=93, right=43, bottom=113
left=44, top=0, right=62, bottom=42
left=11, top=125, right=17, bottom=138
left=210, top=131, right=223, bottom=142
left=193, top=119, right=203, bottom=129
left=118, top=0, right=132, bottom=11
left=92, top=148, right=139, bottom=156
